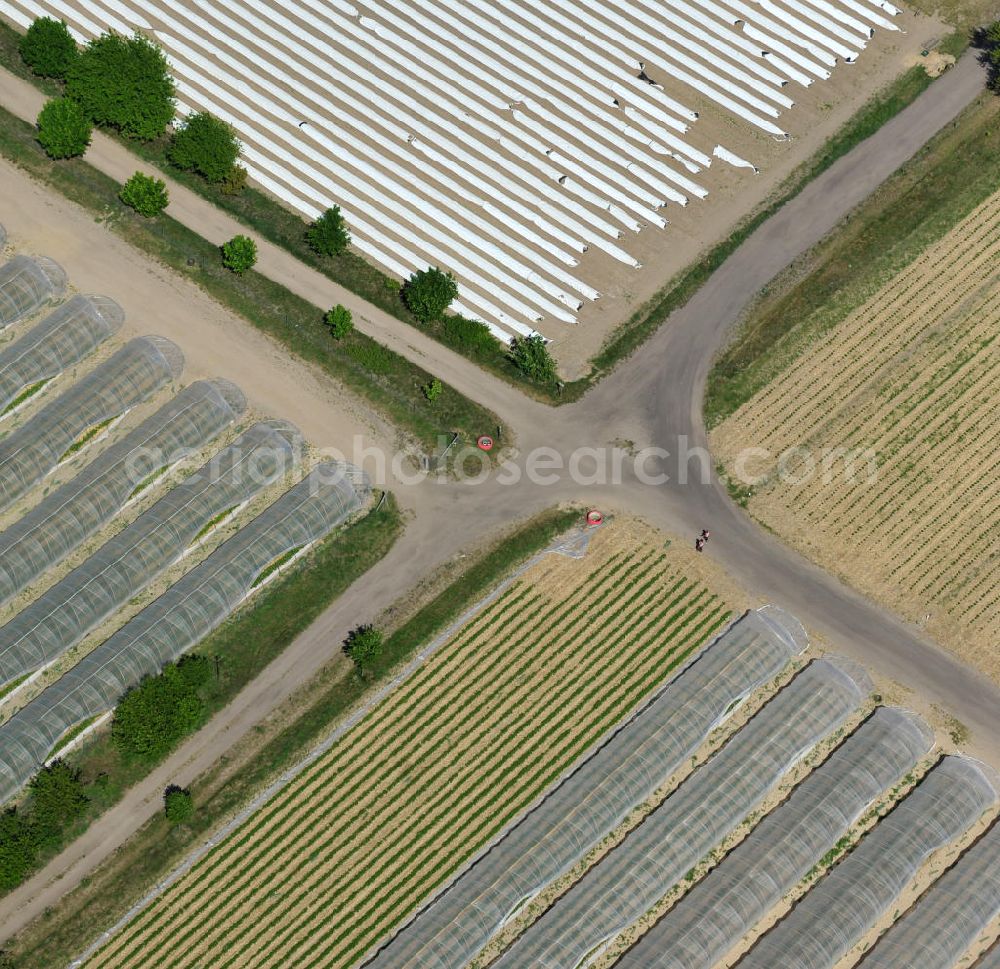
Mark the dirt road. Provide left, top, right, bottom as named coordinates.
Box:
left=0, top=51, right=996, bottom=951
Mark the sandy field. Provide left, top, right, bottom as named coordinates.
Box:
left=712, top=188, right=1000, bottom=679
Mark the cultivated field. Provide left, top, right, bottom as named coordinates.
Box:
left=712, top=189, right=1000, bottom=674
left=81, top=522, right=732, bottom=969
left=0, top=0, right=937, bottom=372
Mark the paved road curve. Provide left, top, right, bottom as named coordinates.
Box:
left=0, top=50, right=996, bottom=954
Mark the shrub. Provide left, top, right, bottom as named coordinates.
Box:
left=221, top=234, right=257, bottom=275
left=167, top=112, right=241, bottom=183
left=219, top=164, right=248, bottom=195
left=422, top=377, right=443, bottom=402
left=981, top=21, right=1000, bottom=91
left=112, top=656, right=211, bottom=762
left=19, top=17, right=77, bottom=79
left=164, top=785, right=194, bottom=824
left=344, top=624, right=382, bottom=671
left=0, top=809, right=35, bottom=891
left=66, top=32, right=175, bottom=140
left=306, top=206, right=350, bottom=256
left=509, top=334, right=557, bottom=383
left=27, top=760, right=87, bottom=849
left=440, top=315, right=499, bottom=357
left=325, top=304, right=353, bottom=339
left=36, top=97, right=91, bottom=159
left=119, top=171, right=168, bottom=217
left=402, top=267, right=458, bottom=323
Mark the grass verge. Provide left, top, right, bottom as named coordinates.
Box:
left=0, top=19, right=965, bottom=399
left=0, top=94, right=497, bottom=455
left=704, top=88, right=1000, bottom=427
left=0, top=496, right=401, bottom=907
left=2, top=504, right=579, bottom=969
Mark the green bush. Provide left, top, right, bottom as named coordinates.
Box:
left=66, top=32, right=175, bottom=140
left=440, top=315, right=498, bottom=356
left=422, top=377, right=443, bottom=402
left=27, top=760, right=88, bottom=850
left=167, top=111, right=241, bottom=183
left=344, top=624, right=383, bottom=672
left=112, top=656, right=211, bottom=762
left=163, top=785, right=194, bottom=824
left=982, top=21, right=1000, bottom=90
left=19, top=17, right=77, bottom=79
left=306, top=206, right=350, bottom=256
left=119, top=170, right=168, bottom=217
left=219, top=163, right=247, bottom=196
left=0, top=760, right=88, bottom=891
left=401, top=267, right=458, bottom=323
left=221, top=234, right=257, bottom=275
left=509, top=333, right=557, bottom=383
left=36, top=96, right=91, bottom=159
left=325, top=303, right=353, bottom=339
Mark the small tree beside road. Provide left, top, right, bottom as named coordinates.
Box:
left=119, top=171, right=169, bottom=217
left=221, top=235, right=257, bottom=275
left=36, top=97, right=91, bottom=159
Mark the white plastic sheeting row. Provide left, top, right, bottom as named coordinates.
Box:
left=615, top=707, right=935, bottom=969
left=364, top=606, right=808, bottom=969
left=491, top=658, right=871, bottom=969
left=737, top=756, right=1000, bottom=969
left=0, top=0, right=900, bottom=340
left=0, top=254, right=66, bottom=329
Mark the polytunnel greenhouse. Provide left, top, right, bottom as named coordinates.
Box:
left=860, top=819, right=1000, bottom=969
left=979, top=946, right=1000, bottom=968
left=367, top=607, right=808, bottom=969
left=0, top=420, right=301, bottom=690
left=0, top=379, right=246, bottom=606
left=616, top=707, right=935, bottom=969
left=0, top=336, right=184, bottom=513
left=0, top=461, right=368, bottom=804
left=0, top=294, right=124, bottom=417
left=0, top=225, right=5, bottom=249
left=494, top=659, right=871, bottom=969
left=0, top=255, right=67, bottom=329
left=738, top=756, right=1000, bottom=969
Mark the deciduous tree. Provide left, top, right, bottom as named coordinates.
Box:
left=66, top=32, right=175, bottom=140
left=36, top=96, right=91, bottom=159
left=402, top=266, right=458, bottom=323
left=168, top=112, right=241, bottom=183
left=19, top=16, right=77, bottom=79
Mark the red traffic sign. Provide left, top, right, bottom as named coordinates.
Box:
left=477, top=435, right=494, bottom=451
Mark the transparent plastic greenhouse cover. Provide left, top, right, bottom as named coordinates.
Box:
left=0, top=294, right=124, bottom=417
left=493, top=659, right=870, bottom=969
left=0, top=379, right=247, bottom=607
left=0, top=255, right=67, bottom=329
left=0, top=336, right=184, bottom=513
left=0, top=420, right=301, bottom=690
left=616, top=707, right=935, bottom=969
left=0, top=461, right=368, bottom=805
left=365, top=606, right=808, bottom=969
left=978, top=946, right=1000, bottom=969
left=739, top=756, right=1000, bottom=969
left=860, top=819, right=1000, bottom=969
